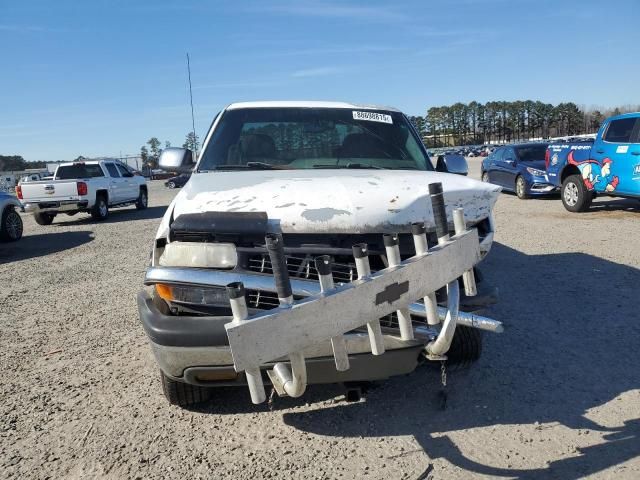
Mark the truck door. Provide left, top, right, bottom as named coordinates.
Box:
left=631, top=124, right=640, bottom=194
left=591, top=116, right=639, bottom=196
left=104, top=162, right=125, bottom=203
left=116, top=163, right=138, bottom=201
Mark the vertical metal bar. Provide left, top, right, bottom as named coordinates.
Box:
left=264, top=233, right=307, bottom=397
left=453, top=208, right=477, bottom=296
left=352, top=243, right=385, bottom=355
left=411, top=222, right=440, bottom=326
left=265, top=233, right=294, bottom=305
left=226, top=282, right=266, bottom=404
left=429, top=182, right=450, bottom=245
left=425, top=183, right=460, bottom=359
left=353, top=243, right=371, bottom=278
left=383, top=234, right=414, bottom=341
left=315, top=256, right=350, bottom=371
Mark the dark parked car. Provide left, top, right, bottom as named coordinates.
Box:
left=164, top=174, right=190, bottom=189
left=481, top=143, right=555, bottom=199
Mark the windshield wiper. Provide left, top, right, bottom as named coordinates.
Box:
left=313, top=163, right=387, bottom=170
left=215, top=162, right=283, bottom=170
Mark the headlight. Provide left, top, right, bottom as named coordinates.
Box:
left=526, top=167, right=546, bottom=177
left=158, top=241, right=237, bottom=269
left=155, top=283, right=229, bottom=305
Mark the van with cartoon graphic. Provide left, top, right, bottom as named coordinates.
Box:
left=546, top=112, right=640, bottom=212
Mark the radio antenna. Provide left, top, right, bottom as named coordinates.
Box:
left=186, top=52, right=197, bottom=155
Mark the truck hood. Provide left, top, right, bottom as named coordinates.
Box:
left=163, top=169, right=501, bottom=236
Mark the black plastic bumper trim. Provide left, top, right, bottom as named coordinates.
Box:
left=137, top=291, right=232, bottom=347
left=174, top=346, right=423, bottom=387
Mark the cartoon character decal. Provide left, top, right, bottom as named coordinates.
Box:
left=568, top=150, right=619, bottom=192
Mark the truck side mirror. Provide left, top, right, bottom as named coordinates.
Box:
left=435, top=154, right=469, bottom=176
left=159, top=148, right=195, bottom=173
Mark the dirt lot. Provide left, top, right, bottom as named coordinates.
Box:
left=1, top=164, right=639, bottom=479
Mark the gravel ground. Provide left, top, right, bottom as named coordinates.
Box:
left=1, top=164, right=639, bottom=479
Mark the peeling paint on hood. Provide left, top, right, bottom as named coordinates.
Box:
left=158, top=169, right=501, bottom=237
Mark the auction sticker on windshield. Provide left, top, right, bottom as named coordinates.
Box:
left=352, top=111, right=393, bottom=124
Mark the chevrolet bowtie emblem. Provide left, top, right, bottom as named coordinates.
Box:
left=375, top=280, right=409, bottom=306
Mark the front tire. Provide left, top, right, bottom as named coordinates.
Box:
left=446, top=325, right=482, bottom=368
left=34, top=212, right=55, bottom=226
left=136, top=188, right=148, bottom=210
left=91, top=194, right=109, bottom=220
left=561, top=174, right=592, bottom=212
left=160, top=371, right=212, bottom=407
left=1, top=208, right=23, bottom=241
left=481, top=172, right=489, bottom=183
left=167, top=182, right=176, bottom=189
left=515, top=175, right=529, bottom=199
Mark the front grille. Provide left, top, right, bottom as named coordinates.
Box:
left=175, top=222, right=488, bottom=315
left=248, top=254, right=359, bottom=283
left=379, top=311, right=430, bottom=330
left=246, top=289, right=283, bottom=309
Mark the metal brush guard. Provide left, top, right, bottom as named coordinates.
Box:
left=224, top=182, right=502, bottom=404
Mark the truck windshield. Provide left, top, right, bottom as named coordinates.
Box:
left=56, top=164, right=104, bottom=179
left=198, top=108, right=433, bottom=171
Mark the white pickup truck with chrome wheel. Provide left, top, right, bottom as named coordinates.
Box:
left=138, top=101, right=503, bottom=407
left=18, top=160, right=148, bottom=225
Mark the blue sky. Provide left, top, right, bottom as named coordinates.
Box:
left=1, top=0, right=638, bottom=161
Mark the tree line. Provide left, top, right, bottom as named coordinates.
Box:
left=0, top=155, right=47, bottom=172
left=409, top=101, right=639, bottom=148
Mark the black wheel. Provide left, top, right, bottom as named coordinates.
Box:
left=446, top=326, right=482, bottom=368
left=136, top=188, right=148, bottom=210
left=1, top=207, right=23, bottom=241
left=34, top=212, right=55, bottom=225
left=160, top=371, right=212, bottom=407
left=481, top=171, right=489, bottom=183
left=91, top=194, right=109, bottom=220
left=167, top=182, right=176, bottom=189
left=561, top=174, right=592, bottom=212
left=515, top=175, right=529, bottom=199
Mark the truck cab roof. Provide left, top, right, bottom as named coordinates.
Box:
left=225, top=100, right=401, bottom=112
left=606, top=111, right=640, bottom=122
left=57, top=159, right=116, bottom=168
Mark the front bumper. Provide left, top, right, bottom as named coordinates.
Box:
left=138, top=291, right=424, bottom=382
left=137, top=275, right=499, bottom=383
left=24, top=200, right=89, bottom=213
left=139, top=218, right=500, bottom=387
left=526, top=176, right=558, bottom=195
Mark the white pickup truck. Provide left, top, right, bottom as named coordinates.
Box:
left=138, top=101, right=503, bottom=407
left=18, top=160, right=148, bottom=225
